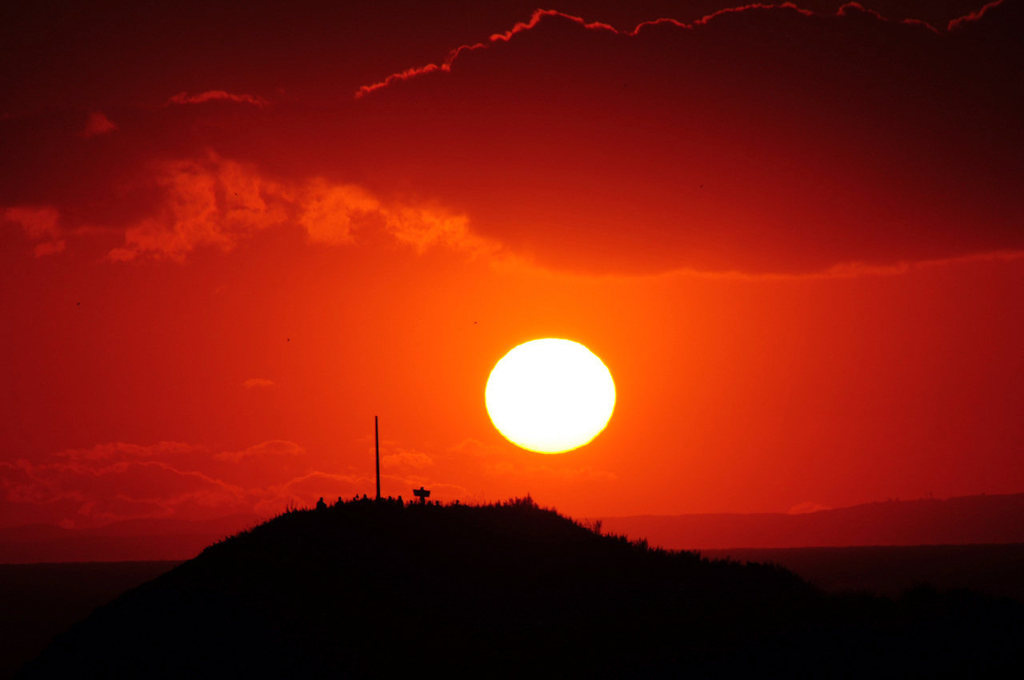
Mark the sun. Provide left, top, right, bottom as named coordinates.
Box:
left=485, top=338, right=616, bottom=454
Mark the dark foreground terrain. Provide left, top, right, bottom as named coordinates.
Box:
left=8, top=544, right=1024, bottom=678
left=704, top=544, right=1024, bottom=601
left=20, top=498, right=1024, bottom=677
left=0, top=561, right=179, bottom=680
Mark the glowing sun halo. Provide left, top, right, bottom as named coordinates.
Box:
left=485, top=338, right=616, bottom=454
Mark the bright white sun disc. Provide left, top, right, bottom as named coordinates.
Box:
left=485, top=338, right=616, bottom=454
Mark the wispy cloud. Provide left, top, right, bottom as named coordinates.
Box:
left=947, top=0, right=1006, bottom=31
left=787, top=501, right=830, bottom=515
left=353, top=3, right=954, bottom=98
left=2, top=205, right=66, bottom=257
left=0, top=440, right=361, bottom=528
left=166, top=90, right=268, bottom=107
left=82, top=111, right=117, bottom=138
left=299, top=180, right=381, bottom=244
left=106, top=153, right=498, bottom=262
left=107, top=153, right=292, bottom=261
left=381, top=450, right=434, bottom=471
left=215, top=440, right=304, bottom=463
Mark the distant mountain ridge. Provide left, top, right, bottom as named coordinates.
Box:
left=602, top=492, right=1024, bottom=550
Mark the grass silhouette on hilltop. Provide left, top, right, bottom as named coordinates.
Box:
left=22, top=496, right=1024, bottom=677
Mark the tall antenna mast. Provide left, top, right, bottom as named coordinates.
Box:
left=374, top=415, right=381, bottom=501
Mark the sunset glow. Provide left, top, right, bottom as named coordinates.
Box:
left=0, top=0, right=1021, bottom=553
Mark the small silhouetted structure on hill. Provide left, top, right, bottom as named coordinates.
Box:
left=315, top=497, right=327, bottom=511
left=413, top=487, right=431, bottom=504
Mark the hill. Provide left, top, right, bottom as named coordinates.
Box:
left=21, top=498, right=1024, bottom=677
left=0, top=561, right=180, bottom=680
left=602, top=492, right=1024, bottom=549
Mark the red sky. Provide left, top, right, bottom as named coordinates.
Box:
left=1, top=0, right=1022, bottom=532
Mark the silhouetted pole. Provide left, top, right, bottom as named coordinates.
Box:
left=375, top=415, right=381, bottom=501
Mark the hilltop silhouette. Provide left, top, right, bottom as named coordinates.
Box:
left=21, top=497, right=1024, bottom=677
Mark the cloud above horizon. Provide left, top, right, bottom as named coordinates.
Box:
left=102, top=153, right=494, bottom=262
left=0, top=439, right=497, bottom=528
left=2, top=205, right=67, bottom=257
left=0, top=1, right=1019, bottom=275
left=347, top=0, right=1022, bottom=274
left=82, top=111, right=117, bottom=138
left=166, top=90, right=268, bottom=107
left=0, top=440, right=354, bottom=527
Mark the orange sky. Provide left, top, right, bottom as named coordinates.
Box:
left=1, top=0, right=1022, bottom=531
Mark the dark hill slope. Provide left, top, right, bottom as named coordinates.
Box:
left=22, top=498, right=1024, bottom=677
